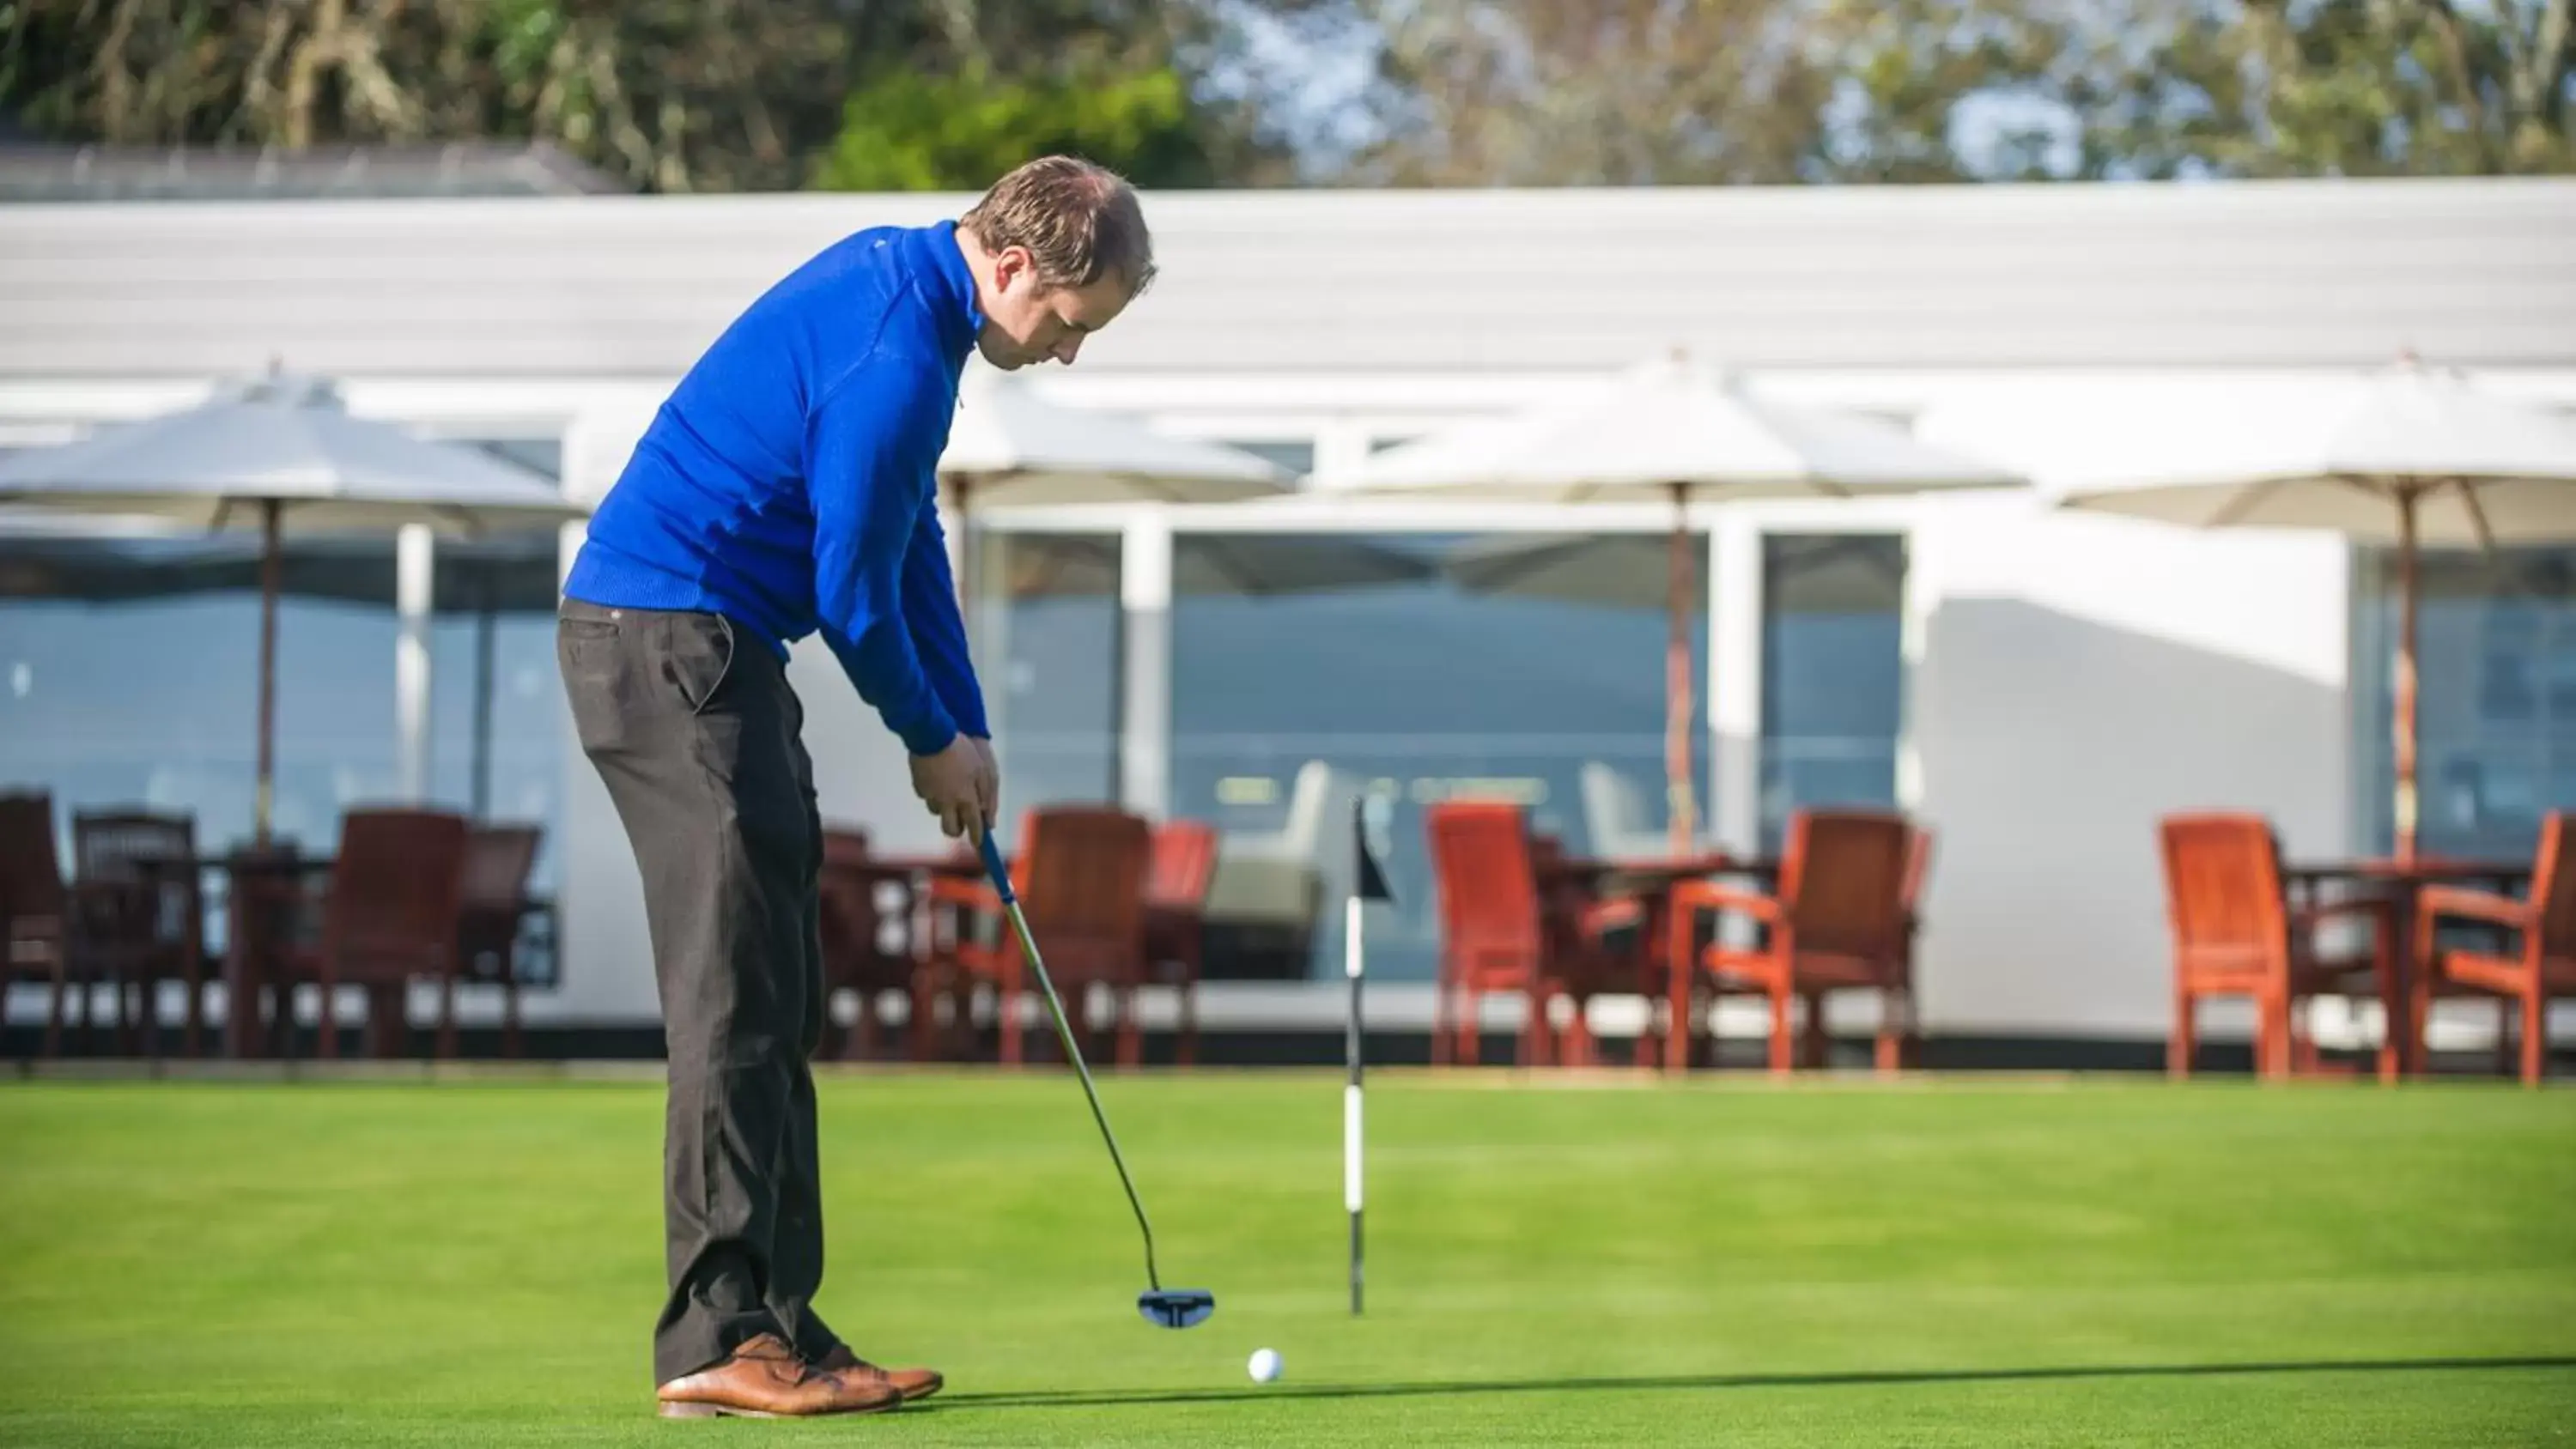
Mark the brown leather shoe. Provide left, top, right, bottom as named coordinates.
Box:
left=814, top=1343, right=945, bottom=1402
left=657, top=1333, right=904, bottom=1418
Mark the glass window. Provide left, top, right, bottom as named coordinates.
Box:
left=2356, top=545, right=2576, bottom=858
left=985, top=531, right=1121, bottom=817
left=1759, top=533, right=1906, bottom=852
left=0, top=535, right=405, bottom=856
left=1169, top=530, right=1705, bottom=984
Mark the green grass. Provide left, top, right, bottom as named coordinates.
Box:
left=2, top=1070, right=2573, bottom=1446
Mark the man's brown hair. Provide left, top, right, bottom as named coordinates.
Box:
left=957, top=155, right=1156, bottom=296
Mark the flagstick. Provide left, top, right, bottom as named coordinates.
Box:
left=1344, top=888, right=1364, bottom=1318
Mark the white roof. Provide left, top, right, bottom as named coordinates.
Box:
left=3, top=176, right=2571, bottom=380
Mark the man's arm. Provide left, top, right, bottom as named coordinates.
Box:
left=901, top=495, right=992, bottom=741
left=807, top=359, right=959, bottom=758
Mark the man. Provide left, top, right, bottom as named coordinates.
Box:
left=555, top=155, right=1152, bottom=1420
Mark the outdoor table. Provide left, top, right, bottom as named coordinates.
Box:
left=126, top=847, right=333, bottom=1058
left=1540, top=850, right=1772, bottom=1070
left=2282, top=854, right=2532, bottom=1076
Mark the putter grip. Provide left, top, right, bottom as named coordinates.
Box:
left=979, top=831, right=1015, bottom=903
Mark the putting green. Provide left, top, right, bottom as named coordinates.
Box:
left=2, top=1070, right=2571, bottom=1446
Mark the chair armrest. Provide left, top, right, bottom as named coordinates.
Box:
left=925, top=875, right=1001, bottom=912
left=1578, top=897, right=1644, bottom=937
left=1669, top=879, right=1781, bottom=925
left=2416, top=884, right=2531, bottom=932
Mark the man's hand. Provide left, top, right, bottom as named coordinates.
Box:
left=966, top=734, right=999, bottom=834
left=910, top=736, right=989, bottom=840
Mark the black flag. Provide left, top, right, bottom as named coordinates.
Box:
left=1354, top=796, right=1394, bottom=903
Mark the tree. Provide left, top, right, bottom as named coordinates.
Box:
left=0, top=0, right=1290, bottom=191
left=807, top=1, right=1259, bottom=190
left=811, top=64, right=1215, bottom=191
left=0, top=0, right=865, bottom=191
left=1327, top=0, right=2575, bottom=184
left=2090, top=0, right=2576, bottom=178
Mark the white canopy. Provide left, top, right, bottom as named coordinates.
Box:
left=1925, top=358, right=2576, bottom=545
left=1346, top=350, right=2017, bottom=502
left=0, top=371, right=585, bottom=532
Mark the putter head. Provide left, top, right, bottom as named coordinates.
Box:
left=1138, top=1288, right=1216, bottom=1329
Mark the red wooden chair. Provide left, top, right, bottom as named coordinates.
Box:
left=926, top=805, right=1154, bottom=1068
left=1666, top=809, right=1917, bottom=1076
left=1, top=791, right=103, bottom=1058
left=72, top=809, right=209, bottom=1058
left=2414, top=810, right=2576, bottom=1086
left=2159, top=812, right=2397, bottom=1081
left=1425, top=801, right=1635, bottom=1068
left=815, top=827, right=926, bottom=1060
left=1144, top=819, right=1218, bottom=1067
left=270, top=809, right=471, bottom=1058
left=1881, top=822, right=1935, bottom=1071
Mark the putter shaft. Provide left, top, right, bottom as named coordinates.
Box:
left=981, top=832, right=1165, bottom=1292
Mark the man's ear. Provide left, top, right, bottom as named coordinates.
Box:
left=991, top=245, right=1036, bottom=294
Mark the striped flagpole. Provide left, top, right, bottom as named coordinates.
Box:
left=1345, top=795, right=1392, bottom=1319
left=1344, top=888, right=1365, bottom=1317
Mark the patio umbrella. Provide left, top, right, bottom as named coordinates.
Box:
left=0, top=369, right=587, bottom=840
left=939, top=363, right=1293, bottom=606
left=1442, top=531, right=1904, bottom=613
left=1343, top=349, right=2018, bottom=849
left=1926, top=354, right=2576, bottom=861
left=1003, top=530, right=1435, bottom=599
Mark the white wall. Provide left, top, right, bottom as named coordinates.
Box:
left=1907, top=492, right=2351, bottom=1037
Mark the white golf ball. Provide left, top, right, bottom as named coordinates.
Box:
left=1247, top=1347, right=1283, bottom=1383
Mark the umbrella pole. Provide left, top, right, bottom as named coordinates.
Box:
left=472, top=573, right=495, bottom=819
left=2394, top=487, right=2421, bottom=864
left=255, top=499, right=281, bottom=845
left=1667, top=484, right=1695, bottom=853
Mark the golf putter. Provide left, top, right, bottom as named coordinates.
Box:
left=978, top=830, right=1215, bottom=1330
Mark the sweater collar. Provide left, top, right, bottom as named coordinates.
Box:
left=913, top=220, right=985, bottom=366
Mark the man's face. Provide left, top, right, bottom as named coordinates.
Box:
left=975, top=246, right=1133, bottom=370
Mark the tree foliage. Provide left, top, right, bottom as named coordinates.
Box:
left=1340, top=0, right=2576, bottom=183
left=1, top=0, right=2567, bottom=189
left=0, top=0, right=1274, bottom=191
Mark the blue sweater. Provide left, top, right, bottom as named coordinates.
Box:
left=563, top=221, right=988, bottom=756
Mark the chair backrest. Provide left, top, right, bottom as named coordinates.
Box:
left=73, top=809, right=192, bottom=884
left=1425, top=799, right=1542, bottom=967
left=1273, top=761, right=1334, bottom=859
left=821, top=826, right=872, bottom=872
left=74, top=809, right=200, bottom=944
left=1011, top=805, right=1153, bottom=976
left=325, top=809, right=471, bottom=968
left=2156, top=812, right=2287, bottom=973
left=1776, top=808, right=1914, bottom=956
left=1577, top=761, right=1664, bottom=856
left=2527, top=811, right=2576, bottom=959
left=1903, top=824, right=1935, bottom=918
left=0, top=791, right=64, bottom=920
left=460, top=824, right=541, bottom=912
left=813, top=827, right=903, bottom=979
left=1146, top=820, right=1218, bottom=910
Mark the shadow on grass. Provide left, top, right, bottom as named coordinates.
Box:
left=920, top=1355, right=2576, bottom=1414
